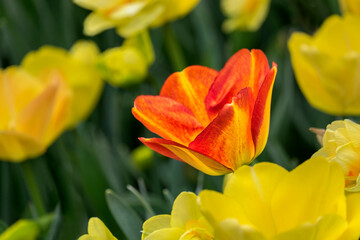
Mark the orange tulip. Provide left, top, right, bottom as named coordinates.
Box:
left=132, top=49, right=277, bottom=175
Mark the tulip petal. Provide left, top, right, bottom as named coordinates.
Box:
left=190, top=88, right=255, bottom=170
left=15, top=78, right=69, bottom=145
left=0, top=131, right=44, bottom=162
left=216, top=219, right=266, bottom=240
left=133, top=96, right=204, bottom=146
left=139, top=138, right=232, bottom=175
left=87, top=217, right=117, bottom=240
left=171, top=192, right=201, bottom=229
left=273, top=215, right=347, bottom=240
left=251, top=65, right=277, bottom=158
left=224, top=163, right=287, bottom=238
left=143, top=228, right=183, bottom=240
left=199, top=190, right=251, bottom=226
left=271, top=157, right=346, bottom=234
left=339, top=193, right=360, bottom=240
left=160, top=66, right=218, bottom=126
left=142, top=215, right=171, bottom=240
left=84, top=12, right=115, bottom=36
left=205, top=49, right=270, bottom=117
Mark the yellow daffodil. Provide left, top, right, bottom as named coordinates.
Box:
left=199, top=157, right=360, bottom=239
left=313, top=119, right=360, bottom=192
left=98, top=31, right=154, bottom=87
left=339, top=0, right=360, bottom=15
left=0, top=219, right=40, bottom=240
left=73, top=0, right=200, bottom=37
left=288, top=15, right=360, bottom=116
left=221, top=0, right=271, bottom=32
left=0, top=67, right=70, bottom=162
left=141, top=192, right=214, bottom=240
left=79, top=218, right=117, bottom=240
left=21, top=41, right=104, bottom=127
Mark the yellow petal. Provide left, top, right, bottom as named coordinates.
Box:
left=84, top=12, right=115, bottom=36
left=86, top=217, right=117, bottom=240
left=144, top=228, right=183, bottom=240
left=273, top=215, right=347, bottom=240
left=216, top=219, right=265, bottom=240
left=271, top=157, right=346, bottom=233
left=224, top=163, right=287, bottom=238
left=70, top=40, right=100, bottom=65
left=170, top=192, right=201, bottom=229
left=142, top=215, right=171, bottom=240
left=0, top=219, right=40, bottom=240
left=339, top=193, right=360, bottom=240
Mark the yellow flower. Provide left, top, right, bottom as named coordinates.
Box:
left=339, top=0, right=360, bottom=16
left=73, top=0, right=200, bottom=37
left=98, top=31, right=154, bottom=87
left=79, top=217, right=117, bottom=240
left=141, top=192, right=214, bottom=240
left=0, top=67, right=70, bottom=162
left=199, top=157, right=360, bottom=239
left=288, top=15, right=360, bottom=116
left=0, top=219, right=40, bottom=240
left=21, top=41, right=104, bottom=127
left=313, top=119, right=360, bottom=192
left=221, top=0, right=271, bottom=32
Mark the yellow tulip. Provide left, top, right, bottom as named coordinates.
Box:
left=339, top=0, right=360, bottom=15
left=21, top=41, right=104, bottom=127
left=313, top=119, right=360, bottom=192
left=73, top=0, right=200, bottom=37
left=199, top=157, right=360, bottom=239
left=98, top=31, right=154, bottom=87
left=0, top=219, right=40, bottom=240
left=0, top=67, right=70, bottom=162
left=141, top=192, right=214, bottom=240
left=221, top=0, right=271, bottom=32
left=79, top=218, right=117, bottom=240
left=288, top=15, right=360, bottom=116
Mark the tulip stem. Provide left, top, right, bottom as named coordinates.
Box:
left=164, top=25, right=186, bottom=71
left=21, top=161, right=46, bottom=217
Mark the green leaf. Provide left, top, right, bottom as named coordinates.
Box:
left=106, top=190, right=142, bottom=240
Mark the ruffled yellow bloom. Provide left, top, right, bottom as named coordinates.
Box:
left=141, top=192, right=214, bottom=240
left=221, top=0, right=271, bottom=32
left=288, top=15, right=360, bottom=116
left=79, top=217, right=117, bottom=240
left=0, top=219, right=40, bottom=240
left=339, top=0, right=360, bottom=15
left=21, top=41, right=104, bottom=127
left=199, top=157, right=360, bottom=239
left=0, top=67, right=70, bottom=162
left=98, top=31, right=154, bottom=87
left=73, top=0, right=200, bottom=37
left=313, top=119, right=360, bottom=192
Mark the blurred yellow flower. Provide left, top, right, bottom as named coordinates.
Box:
left=98, top=31, right=154, bottom=87
left=73, top=0, right=200, bottom=37
left=313, top=119, right=360, bottom=192
left=21, top=41, right=104, bottom=127
left=0, top=219, right=40, bottom=240
left=339, top=0, right=360, bottom=15
left=79, top=217, right=117, bottom=240
left=141, top=192, right=213, bottom=239
left=199, top=157, right=360, bottom=239
left=288, top=15, right=360, bottom=116
left=0, top=67, right=70, bottom=162
left=221, top=0, right=271, bottom=32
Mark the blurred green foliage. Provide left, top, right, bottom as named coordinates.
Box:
left=0, top=0, right=345, bottom=239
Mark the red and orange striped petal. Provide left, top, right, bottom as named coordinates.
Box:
left=160, top=66, right=218, bottom=126
left=205, top=49, right=270, bottom=118
left=251, top=64, right=277, bottom=158
left=132, top=96, right=204, bottom=146
left=140, top=137, right=232, bottom=175
left=190, top=88, right=256, bottom=171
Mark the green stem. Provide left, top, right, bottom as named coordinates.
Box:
left=164, top=25, right=186, bottom=71
left=21, top=161, right=46, bottom=217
